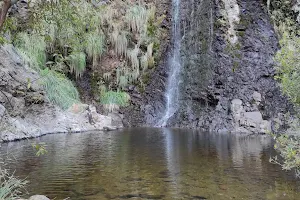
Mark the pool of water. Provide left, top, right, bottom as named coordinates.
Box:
left=1, top=128, right=300, bottom=199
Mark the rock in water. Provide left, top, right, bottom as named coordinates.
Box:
left=28, top=195, right=50, bottom=200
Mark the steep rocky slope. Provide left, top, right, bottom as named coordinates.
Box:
left=0, top=45, right=117, bottom=142
left=123, top=0, right=293, bottom=134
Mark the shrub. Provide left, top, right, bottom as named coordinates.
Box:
left=269, top=116, right=300, bottom=177
left=275, top=32, right=300, bottom=105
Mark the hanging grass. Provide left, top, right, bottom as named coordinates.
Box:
left=67, top=51, right=86, bottom=78
left=41, top=68, right=80, bottom=110
left=140, top=54, right=148, bottom=72
left=15, top=32, right=46, bottom=70
left=118, top=75, right=128, bottom=90
left=85, top=31, right=105, bottom=67
left=126, top=5, right=148, bottom=33
left=103, top=72, right=111, bottom=82
left=128, top=45, right=140, bottom=69
left=111, top=26, right=128, bottom=56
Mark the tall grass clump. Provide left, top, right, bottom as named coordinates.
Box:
left=41, top=69, right=80, bottom=110
left=0, top=158, right=27, bottom=200
left=100, top=90, right=130, bottom=112
left=0, top=169, right=27, bottom=200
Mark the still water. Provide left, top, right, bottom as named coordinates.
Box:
left=1, top=128, right=300, bottom=200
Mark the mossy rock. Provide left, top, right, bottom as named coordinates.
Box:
left=24, top=93, right=44, bottom=106
left=232, top=61, right=239, bottom=72
left=237, top=31, right=246, bottom=37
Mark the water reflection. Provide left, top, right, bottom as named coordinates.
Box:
left=1, top=128, right=300, bottom=200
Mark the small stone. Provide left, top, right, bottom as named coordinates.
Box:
left=28, top=195, right=50, bottom=200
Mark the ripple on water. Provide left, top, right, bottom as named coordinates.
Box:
left=1, top=128, right=300, bottom=200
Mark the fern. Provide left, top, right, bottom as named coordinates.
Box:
left=67, top=52, right=86, bottom=78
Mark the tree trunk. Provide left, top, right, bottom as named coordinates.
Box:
left=0, top=0, right=12, bottom=31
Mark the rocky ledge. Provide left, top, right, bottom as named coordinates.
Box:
left=0, top=45, right=122, bottom=142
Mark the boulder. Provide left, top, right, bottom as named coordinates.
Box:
left=231, top=99, right=271, bottom=133
left=244, top=111, right=263, bottom=123
left=231, top=99, right=243, bottom=123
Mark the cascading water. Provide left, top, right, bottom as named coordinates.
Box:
left=157, top=0, right=182, bottom=127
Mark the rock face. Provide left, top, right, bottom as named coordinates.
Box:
left=0, top=45, right=119, bottom=142
left=123, top=0, right=292, bottom=134
left=231, top=97, right=271, bottom=134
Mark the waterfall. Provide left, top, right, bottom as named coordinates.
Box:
left=157, top=0, right=182, bottom=127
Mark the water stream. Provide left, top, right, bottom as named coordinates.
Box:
left=157, top=0, right=182, bottom=126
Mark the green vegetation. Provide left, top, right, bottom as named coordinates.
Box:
left=267, top=0, right=300, bottom=177
left=100, top=90, right=130, bottom=112
left=0, top=168, right=27, bottom=200
left=40, top=69, right=80, bottom=110
left=0, top=142, right=47, bottom=200
left=0, top=0, right=165, bottom=111
left=270, top=133, right=300, bottom=177
left=14, top=33, right=80, bottom=110
left=275, top=32, right=300, bottom=105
